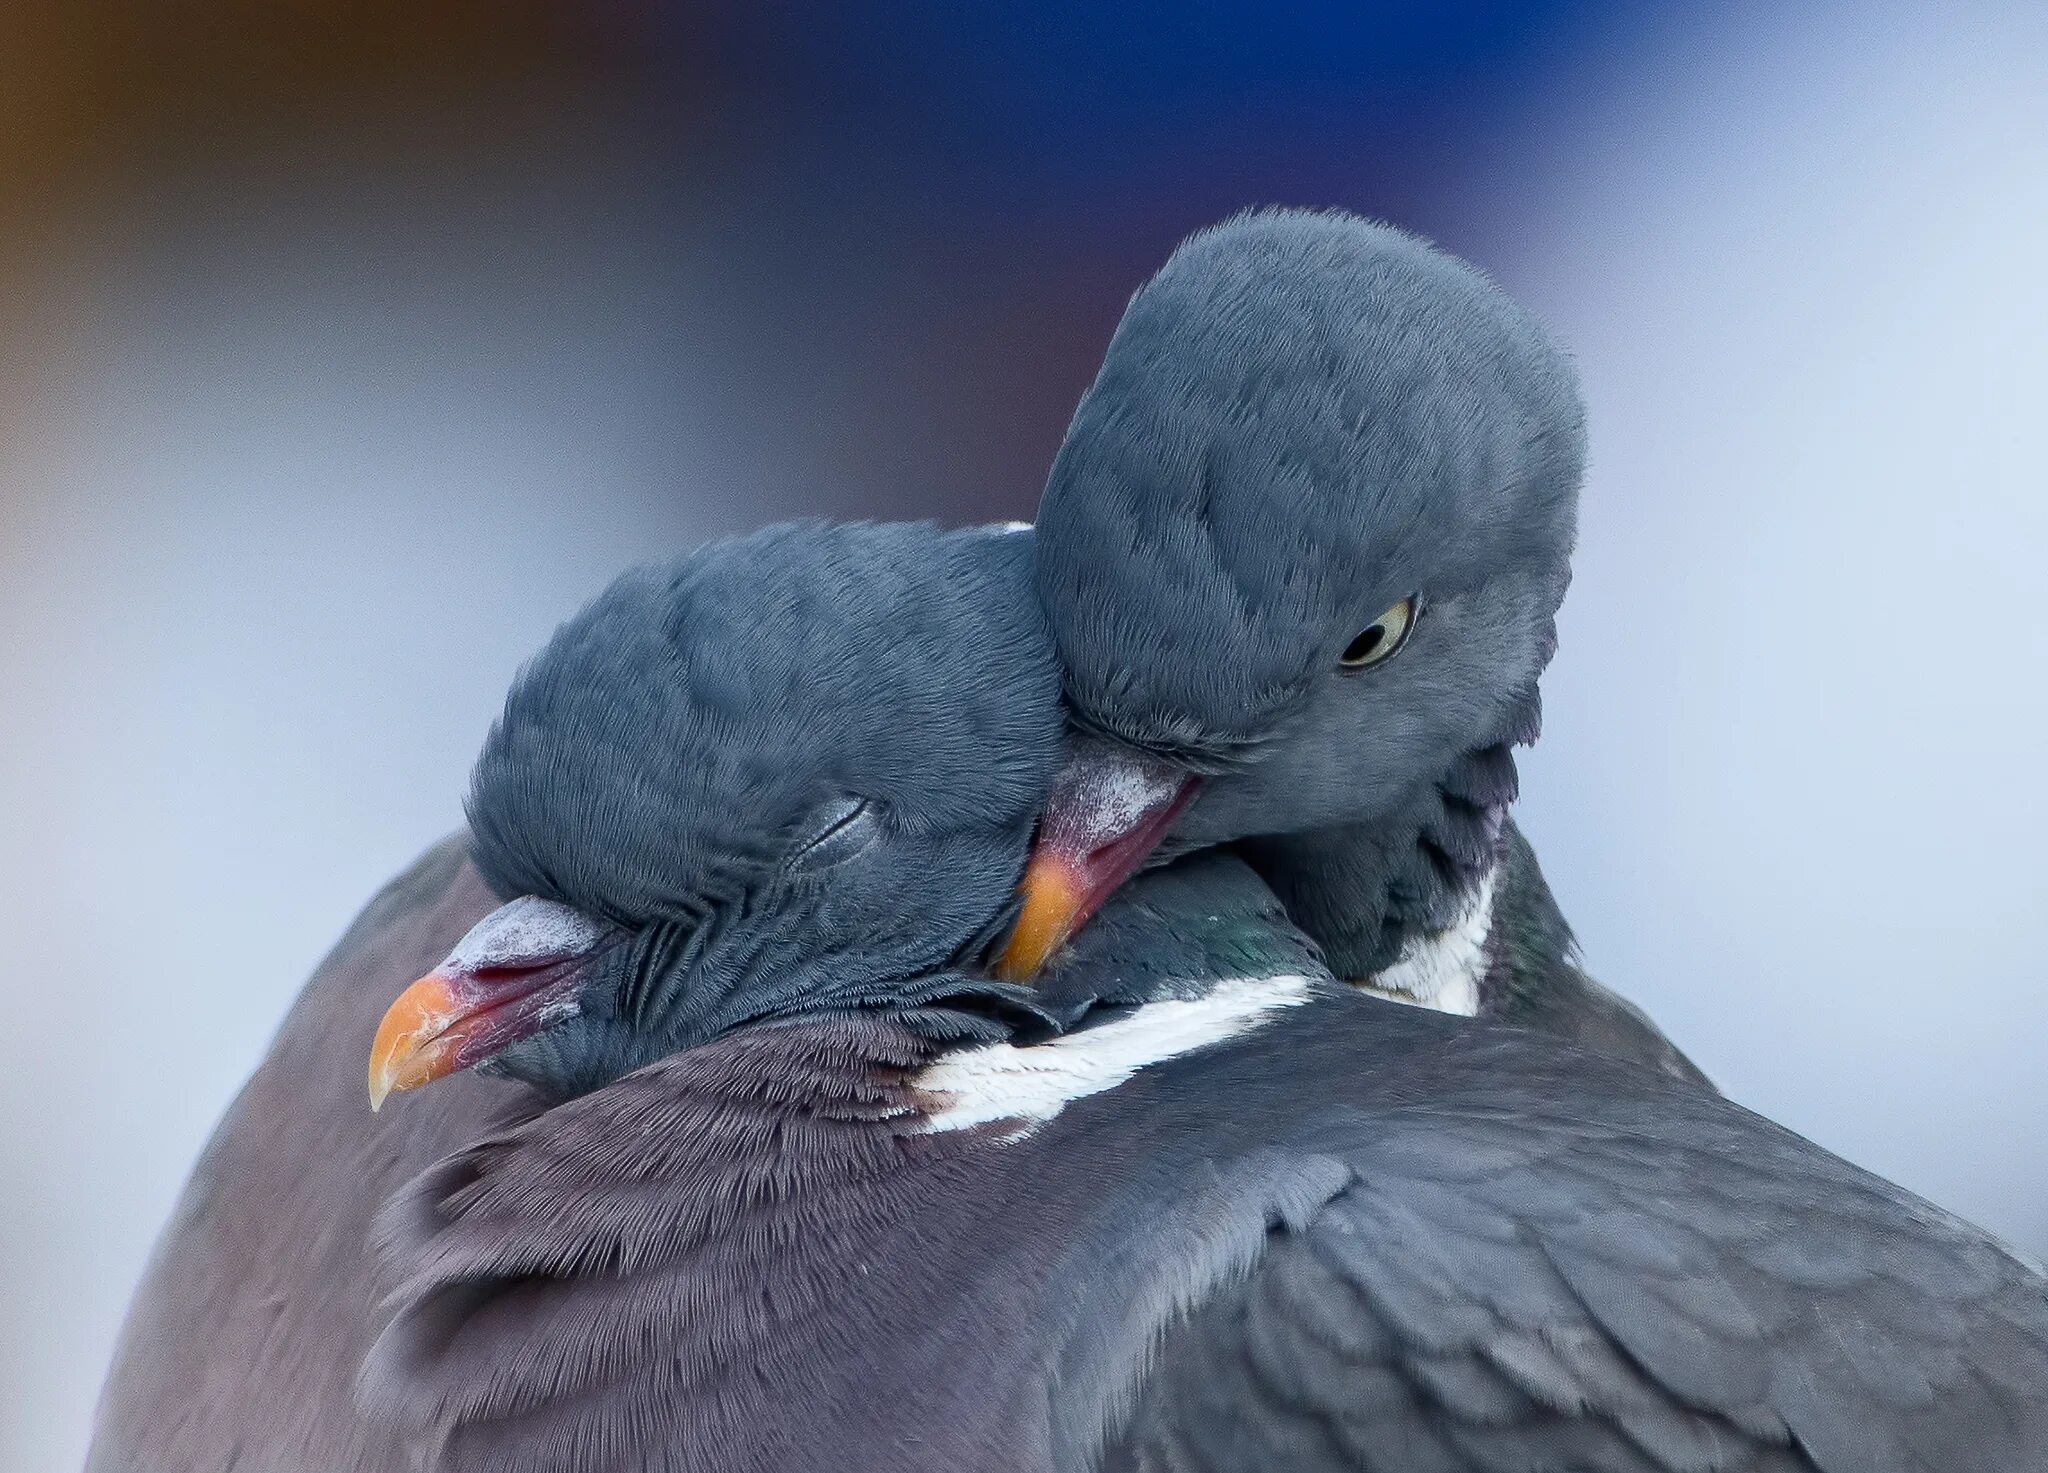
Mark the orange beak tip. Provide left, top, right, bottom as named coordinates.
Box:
left=994, top=854, right=1088, bottom=982
left=366, top=971, right=463, bottom=1112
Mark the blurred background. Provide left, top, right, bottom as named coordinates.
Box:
left=3, top=1, right=2044, bottom=1464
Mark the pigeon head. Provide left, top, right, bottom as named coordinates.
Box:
left=1000, top=210, right=1583, bottom=977
left=368, top=520, right=1063, bottom=1104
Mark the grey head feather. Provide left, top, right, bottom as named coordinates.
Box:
left=471, top=519, right=1058, bottom=920
left=459, top=519, right=1331, bottom=1101
left=464, top=519, right=1066, bottom=1096
left=1038, top=207, right=1580, bottom=838
left=1030, top=209, right=1703, bottom=1078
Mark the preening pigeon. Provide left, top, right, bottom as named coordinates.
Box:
left=1002, top=209, right=1703, bottom=1083
left=359, top=519, right=2047, bottom=1472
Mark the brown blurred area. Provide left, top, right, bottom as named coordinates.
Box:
left=0, top=2, right=1627, bottom=538
left=0, top=1, right=1197, bottom=533
left=0, top=2, right=1028, bottom=509
left=0, top=3, right=643, bottom=442
left=0, top=3, right=623, bottom=215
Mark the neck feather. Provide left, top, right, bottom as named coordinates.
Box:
left=1242, top=733, right=1521, bottom=993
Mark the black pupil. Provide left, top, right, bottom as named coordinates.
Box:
left=1342, top=625, right=1386, bottom=664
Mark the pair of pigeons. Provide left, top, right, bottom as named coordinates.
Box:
left=92, top=212, right=2046, bottom=1473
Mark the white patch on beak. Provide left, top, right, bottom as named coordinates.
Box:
left=445, top=895, right=612, bottom=973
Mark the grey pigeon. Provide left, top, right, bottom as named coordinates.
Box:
left=86, top=211, right=1671, bottom=1468
left=1006, top=208, right=1704, bottom=1084
left=353, top=519, right=2047, bottom=1472
left=89, top=519, right=1059, bottom=1471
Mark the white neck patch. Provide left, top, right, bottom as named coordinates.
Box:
left=1354, top=865, right=1498, bottom=1017
left=915, top=974, right=1311, bottom=1137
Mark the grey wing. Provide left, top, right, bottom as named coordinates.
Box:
left=87, top=834, right=514, bottom=1473
left=1485, top=822, right=1713, bottom=1090
left=1500, top=960, right=1715, bottom=1091
left=1110, top=1090, right=2048, bottom=1473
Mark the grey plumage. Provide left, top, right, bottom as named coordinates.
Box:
left=1039, top=209, right=1577, bottom=788
left=1105, top=981, right=2048, bottom=1473
left=342, top=520, right=2040, bottom=1471
left=362, top=852, right=2048, bottom=1472
left=1251, top=815, right=1707, bottom=1084
left=84, top=220, right=2042, bottom=1473
left=87, top=836, right=514, bottom=1472
left=1480, top=823, right=1702, bottom=1076
left=472, top=519, right=1057, bottom=926
left=87, top=519, right=1066, bottom=1469
left=1032, top=208, right=1699, bottom=1080
left=465, top=518, right=1061, bottom=1098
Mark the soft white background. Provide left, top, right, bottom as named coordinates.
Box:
left=3, top=5, right=2043, bottom=1467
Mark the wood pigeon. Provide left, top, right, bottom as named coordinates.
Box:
left=1001, top=208, right=1703, bottom=1083
left=336, top=520, right=2045, bottom=1472
left=86, top=217, right=2037, bottom=1468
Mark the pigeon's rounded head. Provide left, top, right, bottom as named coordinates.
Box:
left=370, top=521, right=1062, bottom=1102
left=1039, top=210, right=1581, bottom=839
left=1001, top=211, right=1583, bottom=976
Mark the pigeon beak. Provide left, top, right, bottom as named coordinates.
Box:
left=368, top=895, right=621, bottom=1110
left=995, top=743, right=1202, bottom=980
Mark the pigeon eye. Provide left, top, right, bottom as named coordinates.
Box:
left=787, top=796, right=880, bottom=872
left=1339, top=597, right=1417, bottom=671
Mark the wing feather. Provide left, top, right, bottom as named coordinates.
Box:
left=1115, top=1062, right=2048, bottom=1473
